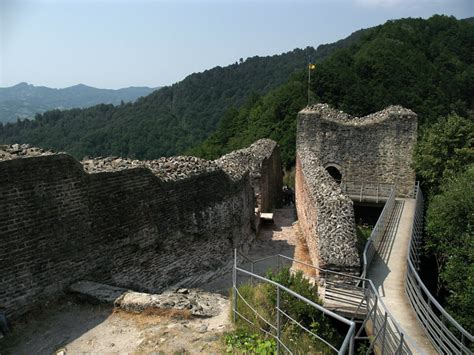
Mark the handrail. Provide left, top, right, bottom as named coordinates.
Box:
left=405, top=183, right=473, bottom=353
left=341, top=181, right=394, bottom=203
left=234, top=251, right=412, bottom=354
left=233, top=250, right=356, bottom=354
left=360, top=185, right=396, bottom=279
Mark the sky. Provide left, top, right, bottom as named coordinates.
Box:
left=0, top=0, right=472, bottom=89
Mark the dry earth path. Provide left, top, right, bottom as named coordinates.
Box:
left=203, top=206, right=313, bottom=293
left=0, top=296, right=230, bottom=355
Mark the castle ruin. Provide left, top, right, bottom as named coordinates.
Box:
left=295, top=104, right=418, bottom=274
left=0, top=139, right=281, bottom=320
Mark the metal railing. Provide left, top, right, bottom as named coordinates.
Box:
left=232, top=250, right=356, bottom=354
left=342, top=181, right=394, bottom=203
left=233, top=251, right=412, bottom=354
left=360, top=185, right=396, bottom=279
left=405, top=183, right=473, bottom=354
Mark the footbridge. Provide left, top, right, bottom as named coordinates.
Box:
left=232, top=183, right=473, bottom=354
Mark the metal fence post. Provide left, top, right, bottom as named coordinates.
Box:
left=276, top=286, right=281, bottom=354
left=373, top=297, right=378, bottom=336
left=396, top=333, right=404, bottom=354
left=250, top=261, right=254, bottom=285
left=233, top=249, right=237, bottom=322
left=381, top=312, right=388, bottom=354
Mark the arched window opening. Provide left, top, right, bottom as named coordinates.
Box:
left=326, top=166, right=342, bottom=184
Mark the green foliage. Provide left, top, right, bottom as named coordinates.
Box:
left=232, top=268, right=342, bottom=353
left=189, top=74, right=306, bottom=167
left=194, top=15, right=474, bottom=168
left=265, top=268, right=321, bottom=325
left=356, top=225, right=372, bottom=258
left=0, top=48, right=323, bottom=160
left=414, top=113, right=474, bottom=195
left=225, top=329, right=276, bottom=354
left=425, top=166, right=474, bottom=333
left=0, top=21, right=371, bottom=160
left=0, top=83, right=156, bottom=124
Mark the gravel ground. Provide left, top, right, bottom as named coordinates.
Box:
left=0, top=296, right=230, bottom=355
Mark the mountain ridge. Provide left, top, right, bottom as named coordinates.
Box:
left=0, top=83, right=159, bottom=123
left=0, top=26, right=368, bottom=158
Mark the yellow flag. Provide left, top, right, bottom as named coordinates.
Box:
left=309, top=64, right=316, bottom=70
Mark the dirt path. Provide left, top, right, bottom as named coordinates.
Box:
left=0, top=296, right=230, bottom=355
left=203, top=206, right=314, bottom=292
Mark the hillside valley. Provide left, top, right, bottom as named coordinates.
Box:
left=0, top=28, right=366, bottom=159
left=0, top=83, right=158, bottom=123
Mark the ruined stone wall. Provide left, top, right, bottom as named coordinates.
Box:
left=297, top=104, right=417, bottom=197
left=295, top=153, right=359, bottom=273
left=0, top=146, right=254, bottom=320
left=216, top=139, right=282, bottom=213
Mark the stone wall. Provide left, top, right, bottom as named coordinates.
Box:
left=216, top=139, right=283, bottom=213
left=297, top=104, right=417, bottom=197
left=295, top=152, right=359, bottom=274
left=0, top=145, right=254, bottom=320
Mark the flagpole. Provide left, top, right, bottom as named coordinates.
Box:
left=307, top=64, right=311, bottom=106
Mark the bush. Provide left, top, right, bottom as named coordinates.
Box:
left=265, top=268, right=340, bottom=348
left=231, top=268, right=342, bottom=353
left=425, top=166, right=474, bottom=333
left=225, top=329, right=276, bottom=354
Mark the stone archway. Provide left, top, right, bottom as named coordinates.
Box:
left=324, top=163, right=342, bottom=184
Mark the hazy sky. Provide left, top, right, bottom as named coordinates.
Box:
left=1, top=0, right=472, bottom=89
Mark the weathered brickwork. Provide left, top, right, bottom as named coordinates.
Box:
left=297, top=104, right=417, bottom=197
left=216, top=139, right=283, bottom=213
left=295, top=153, right=359, bottom=274
left=0, top=149, right=255, bottom=320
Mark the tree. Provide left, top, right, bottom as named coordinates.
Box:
left=425, top=166, right=474, bottom=333
left=414, top=113, right=474, bottom=195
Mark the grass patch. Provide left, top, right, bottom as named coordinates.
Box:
left=230, top=268, right=344, bottom=353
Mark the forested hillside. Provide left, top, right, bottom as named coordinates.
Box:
left=191, top=15, right=474, bottom=332
left=192, top=15, right=473, bottom=167
left=0, top=83, right=157, bottom=123
left=0, top=28, right=366, bottom=159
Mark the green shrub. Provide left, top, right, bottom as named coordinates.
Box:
left=356, top=225, right=372, bottom=258
left=265, top=268, right=341, bottom=348
left=231, top=268, right=344, bottom=353
left=225, top=329, right=276, bottom=354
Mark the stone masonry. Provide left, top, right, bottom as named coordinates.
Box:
left=0, top=141, right=281, bottom=320
left=216, top=139, right=283, bottom=213
left=297, top=104, right=417, bottom=197
left=295, top=152, right=359, bottom=274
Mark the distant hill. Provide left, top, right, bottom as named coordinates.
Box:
left=0, top=83, right=158, bottom=123
left=0, top=27, right=367, bottom=159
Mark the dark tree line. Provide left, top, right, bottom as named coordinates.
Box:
left=192, top=15, right=473, bottom=331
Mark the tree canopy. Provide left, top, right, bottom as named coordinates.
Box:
left=193, top=16, right=473, bottom=168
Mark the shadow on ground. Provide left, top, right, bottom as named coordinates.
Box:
left=202, top=206, right=298, bottom=294
left=0, top=298, right=111, bottom=355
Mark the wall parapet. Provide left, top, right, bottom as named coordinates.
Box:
left=0, top=144, right=257, bottom=320
left=216, top=138, right=283, bottom=212
left=297, top=103, right=417, bottom=197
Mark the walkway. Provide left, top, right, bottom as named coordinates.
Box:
left=367, top=198, right=436, bottom=354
